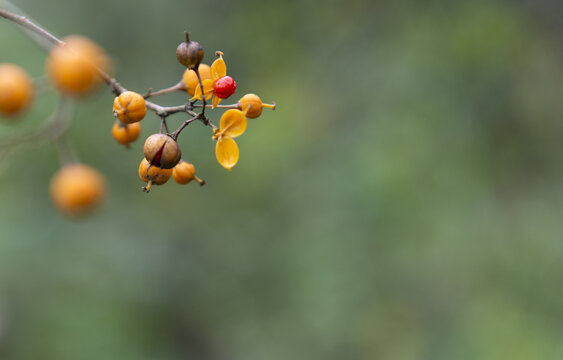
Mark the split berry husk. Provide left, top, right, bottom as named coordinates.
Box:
left=143, top=133, right=182, bottom=169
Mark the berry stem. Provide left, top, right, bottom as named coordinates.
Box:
left=55, top=135, right=77, bottom=166
left=193, top=66, right=207, bottom=117
left=194, top=176, right=205, bottom=186
left=193, top=103, right=240, bottom=109
left=142, top=180, right=153, bottom=193
left=145, top=81, right=185, bottom=99
left=159, top=116, right=170, bottom=134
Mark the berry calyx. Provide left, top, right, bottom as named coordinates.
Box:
left=46, top=35, right=110, bottom=96
left=112, top=91, right=147, bottom=124
left=213, top=109, right=248, bottom=170
left=172, top=160, right=205, bottom=185
left=111, top=121, right=141, bottom=147
left=176, top=32, right=204, bottom=69
left=49, top=163, right=106, bottom=217
left=182, top=64, right=211, bottom=96
left=0, top=63, right=34, bottom=117
left=238, top=94, right=276, bottom=119
left=138, top=158, right=173, bottom=192
left=143, top=133, right=182, bottom=169
left=214, top=76, right=237, bottom=99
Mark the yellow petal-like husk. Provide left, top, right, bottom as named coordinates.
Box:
left=211, top=55, right=227, bottom=80
left=190, top=79, right=214, bottom=101
left=219, top=109, right=247, bottom=138
left=212, top=95, right=222, bottom=109
left=215, top=136, right=239, bottom=171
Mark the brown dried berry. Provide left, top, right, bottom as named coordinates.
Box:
left=176, top=32, right=204, bottom=69
left=143, top=133, right=182, bottom=169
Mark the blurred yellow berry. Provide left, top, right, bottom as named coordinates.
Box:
left=0, top=63, right=34, bottom=117
left=46, top=35, right=110, bottom=96
left=112, top=121, right=141, bottom=146
left=182, top=64, right=211, bottom=96
left=112, top=91, right=147, bottom=124
left=239, top=94, right=275, bottom=119
left=49, top=163, right=106, bottom=217
left=138, top=158, right=173, bottom=192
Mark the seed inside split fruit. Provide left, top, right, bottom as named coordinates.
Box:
left=143, top=133, right=182, bottom=169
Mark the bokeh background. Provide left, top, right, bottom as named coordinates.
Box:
left=1, top=0, right=563, bottom=359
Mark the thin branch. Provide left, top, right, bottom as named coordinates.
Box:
left=55, top=134, right=77, bottom=166
left=159, top=116, right=170, bottom=134
left=193, top=103, right=240, bottom=109
left=170, top=116, right=198, bottom=140
left=145, top=81, right=186, bottom=98
left=0, top=7, right=192, bottom=121
left=0, top=96, right=73, bottom=162
left=0, top=8, right=62, bottom=49
left=194, top=67, right=207, bottom=117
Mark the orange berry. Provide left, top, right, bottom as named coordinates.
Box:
left=49, top=163, right=106, bottom=217
left=138, top=158, right=172, bottom=192
left=143, top=133, right=182, bottom=169
left=112, top=91, right=147, bottom=124
left=172, top=160, right=205, bottom=185
left=112, top=121, right=141, bottom=146
left=0, top=63, right=34, bottom=117
left=46, top=35, right=110, bottom=96
left=238, top=94, right=275, bottom=119
left=182, top=64, right=211, bottom=96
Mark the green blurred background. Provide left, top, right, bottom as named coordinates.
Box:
left=1, top=0, right=563, bottom=358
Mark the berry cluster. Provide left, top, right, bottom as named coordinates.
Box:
left=0, top=9, right=275, bottom=217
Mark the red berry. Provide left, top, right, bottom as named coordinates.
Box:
left=214, top=76, right=237, bottom=99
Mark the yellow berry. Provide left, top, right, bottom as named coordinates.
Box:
left=239, top=93, right=275, bottom=119
left=0, top=63, right=34, bottom=117
left=138, top=158, right=172, bottom=192
left=112, top=121, right=141, bottom=146
left=46, top=35, right=110, bottom=96
left=112, top=91, right=147, bottom=124
left=49, top=163, right=106, bottom=217
left=172, top=160, right=205, bottom=185
left=143, top=133, right=182, bottom=169
left=182, top=64, right=211, bottom=96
